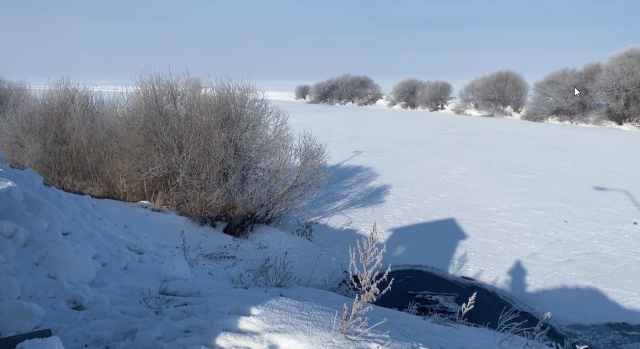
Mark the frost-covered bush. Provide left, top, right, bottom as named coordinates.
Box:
left=524, top=47, right=640, bottom=125
left=0, top=78, right=30, bottom=116
left=389, top=78, right=425, bottom=109
left=295, top=84, right=311, bottom=100
left=0, top=78, right=36, bottom=166
left=457, top=70, right=529, bottom=116
left=417, top=80, right=453, bottom=111
left=389, top=79, right=452, bottom=111
left=0, top=74, right=328, bottom=237
left=524, top=63, right=602, bottom=123
left=119, top=74, right=328, bottom=236
left=309, top=73, right=382, bottom=106
left=0, top=78, right=117, bottom=195
left=596, top=47, right=640, bottom=125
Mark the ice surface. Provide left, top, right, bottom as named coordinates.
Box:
left=276, top=97, right=640, bottom=325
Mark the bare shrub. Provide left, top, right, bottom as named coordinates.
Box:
left=457, top=70, right=529, bottom=116
left=402, top=301, right=420, bottom=316
left=254, top=252, right=299, bottom=288
left=234, top=252, right=299, bottom=289
left=180, top=232, right=239, bottom=267
left=0, top=78, right=31, bottom=116
left=0, top=88, right=39, bottom=166
left=117, top=73, right=328, bottom=237
left=524, top=312, right=552, bottom=347
left=293, top=212, right=316, bottom=241
left=389, top=78, right=425, bottom=109
left=0, top=78, right=119, bottom=196
left=295, top=84, right=311, bottom=100
left=0, top=73, right=328, bottom=238
left=493, top=308, right=585, bottom=348
left=139, top=288, right=175, bottom=315
left=524, top=63, right=602, bottom=123
left=339, top=224, right=393, bottom=339
left=596, top=47, right=640, bottom=125
left=417, top=80, right=453, bottom=111
left=309, top=73, right=382, bottom=106
left=495, top=307, right=528, bottom=344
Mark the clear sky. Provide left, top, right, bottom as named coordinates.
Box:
left=1, top=0, right=639, bottom=92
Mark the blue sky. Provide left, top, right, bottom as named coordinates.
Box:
left=1, top=0, right=639, bottom=91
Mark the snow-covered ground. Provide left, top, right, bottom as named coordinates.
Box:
left=269, top=94, right=640, bottom=326
left=2, top=89, right=638, bottom=348
left=0, top=155, right=544, bottom=348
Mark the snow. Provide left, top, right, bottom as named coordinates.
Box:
left=0, top=220, right=30, bottom=247
left=3, top=90, right=637, bottom=347
left=0, top=300, right=45, bottom=336
left=161, top=254, right=192, bottom=282
left=0, top=153, right=540, bottom=348
left=16, top=336, right=65, bottom=349
left=272, top=96, right=640, bottom=325
left=36, top=244, right=98, bottom=285
left=0, top=176, right=25, bottom=203
left=0, top=276, right=21, bottom=301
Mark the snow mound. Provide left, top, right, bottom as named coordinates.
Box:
left=0, top=300, right=45, bottom=336
left=0, top=177, right=24, bottom=203
left=0, top=276, right=21, bottom=301
left=16, top=336, right=65, bottom=349
left=161, top=254, right=192, bottom=282
left=0, top=156, right=548, bottom=348
left=0, top=220, right=30, bottom=247
left=36, top=244, right=98, bottom=284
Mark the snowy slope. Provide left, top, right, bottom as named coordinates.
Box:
left=272, top=96, right=640, bottom=326
left=0, top=155, right=542, bottom=348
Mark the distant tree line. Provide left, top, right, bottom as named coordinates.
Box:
left=455, top=70, right=528, bottom=116
left=296, top=73, right=382, bottom=106
left=524, top=47, right=640, bottom=125
left=294, top=47, right=640, bottom=126
left=295, top=74, right=454, bottom=111
left=389, top=79, right=453, bottom=111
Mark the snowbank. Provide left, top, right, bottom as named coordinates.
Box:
left=0, top=301, right=45, bottom=336
left=0, top=157, right=540, bottom=348
left=16, top=336, right=64, bottom=349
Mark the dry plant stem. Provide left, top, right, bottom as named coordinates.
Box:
left=339, top=223, right=393, bottom=339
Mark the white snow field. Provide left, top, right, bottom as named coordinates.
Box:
left=2, top=90, right=639, bottom=349
left=270, top=95, right=640, bottom=327
left=0, top=155, right=542, bottom=348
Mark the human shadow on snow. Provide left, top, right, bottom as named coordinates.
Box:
left=377, top=219, right=640, bottom=347
left=215, top=165, right=640, bottom=347
left=506, top=259, right=640, bottom=348
left=507, top=259, right=640, bottom=325
left=213, top=216, right=640, bottom=348
left=380, top=218, right=640, bottom=324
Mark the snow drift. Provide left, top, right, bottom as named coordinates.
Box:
left=0, top=154, right=542, bottom=348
